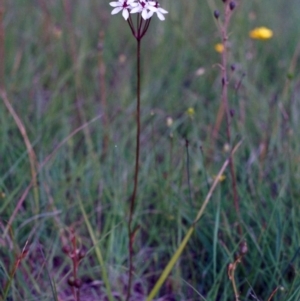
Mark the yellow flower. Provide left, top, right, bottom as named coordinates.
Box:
left=212, top=174, right=226, bottom=182
left=186, top=107, right=195, bottom=118
left=214, top=43, right=225, bottom=53
left=249, top=27, right=273, bottom=40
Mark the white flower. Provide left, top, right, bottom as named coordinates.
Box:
left=109, top=0, right=138, bottom=20
left=147, top=1, right=168, bottom=21
left=130, top=0, right=156, bottom=20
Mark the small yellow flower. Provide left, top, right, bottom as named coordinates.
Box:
left=212, top=174, right=226, bottom=182
left=214, top=43, right=225, bottom=53
left=186, top=107, right=195, bottom=118
left=249, top=27, right=273, bottom=40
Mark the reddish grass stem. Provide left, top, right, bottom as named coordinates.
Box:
left=227, top=241, right=247, bottom=301
left=220, top=1, right=242, bottom=238
left=1, top=240, right=29, bottom=301
left=126, top=36, right=141, bottom=301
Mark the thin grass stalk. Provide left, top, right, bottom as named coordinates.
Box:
left=1, top=240, right=29, bottom=301
left=0, top=0, right=4, bottom=88
left=282, top=41, right=300, bottom=118
left=0, top=91, right=40, bottom=213
left=212, top=100, right=225, bottom=144
left=62, top=0, right=76, bottom=63
left=78, top=193, right=114, bottom=301
left=228, top=231, right=247, bottom=299
left=70, top=233, right=80, bottom=301
left=126, top=35, right=141, bottom=301
left=213, top=195, right=221, bottom=281
left=38, top=0, right=51, bottom=44
left=227, top=248, right=248, bottom=301
left=39, top=247, right=60, bottom=301
left=267, top=287, right=280, bottom=301
left=185, top=139, right=193, bottom=206
left=98, top=31, right=110, bottom=157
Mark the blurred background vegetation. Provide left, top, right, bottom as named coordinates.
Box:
left=1, top=0, right=300, bottom=300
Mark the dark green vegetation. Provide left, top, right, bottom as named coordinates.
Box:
left=1, top=0, right=300, bottom=300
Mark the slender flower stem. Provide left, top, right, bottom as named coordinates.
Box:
left=128, top=16, right=135, bottom=35
left=107, top=3, right=167, bottom=299
left=126, top=37, right=141, bottom=301
left=221, top=3, right=242, bottom=238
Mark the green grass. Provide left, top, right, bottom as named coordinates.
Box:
left=1, top=0, right=300, bottom=300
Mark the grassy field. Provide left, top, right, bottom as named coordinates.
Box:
left=1, top=0, right=300, bottom=300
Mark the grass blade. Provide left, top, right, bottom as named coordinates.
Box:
left=78, top=193, right=114, bottom=301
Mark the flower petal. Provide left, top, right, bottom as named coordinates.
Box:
left=158, top=8, right=168, bottom=14
left=147, top=6, right=157, bottom=12
left=141, top=9, right=149, bottom=20
left=109, top=1, right=121, bottom=7
left=147, top=10, right=154, bottom=18
left=157, top=11, right=165, bottom=20
left=122, top=8, right=130, bottom=20
left=130, top=6, right=141, bottom=13
left=111, top=7, right=123, bottom=14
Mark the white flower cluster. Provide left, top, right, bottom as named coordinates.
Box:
left=109, top=0, right=168, bottom=21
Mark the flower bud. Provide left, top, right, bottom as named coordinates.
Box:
left=214, top=10, right=220, bottom=19
left=74, top=278, right=83, bottom=288
left=78, top=249, right=86, bottom=260
left=62, top=245, right=71, bottom=255
left=229, top=1, right=236, bottom=10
